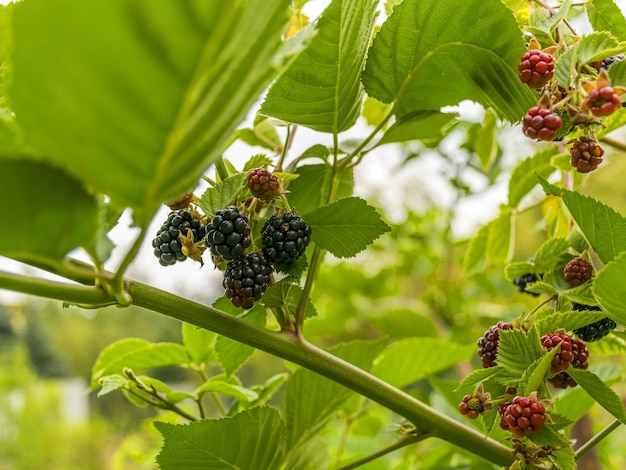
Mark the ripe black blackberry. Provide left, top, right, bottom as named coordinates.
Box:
left=261, top=212, right=312, bottom=265
left=513, top=272, right=540, bottom=296
left=223, top=253, right=273, bottom=308
left=600, top=54, right=625, bottom=69
left=205, top=206, right=252, bottom=261
left=152, top=210, right=206, bottom=266
left=477, top=322, right=514, bottom=368
left=572, top=302, right=617, bottom=342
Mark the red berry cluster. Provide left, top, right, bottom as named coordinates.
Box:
left=458, top=395, right=481, bottom=419
left=583, top=86, right=623, bottom=117
left=518, top=50, right=555, bottom=89
left=549, top=338, right=589, bottom=389
left=522, top=107, right=562, bottom=141
left=500, top=396, right=546, bottom=436
left=563, top=257, right=593, bottom=286
left=477, top=322, right=514, bottom=368
left=248, top=168, right=280, bottom=202
left=569, top=136, right=604, bottom=173
left=540, top=332, right=574, bottom=374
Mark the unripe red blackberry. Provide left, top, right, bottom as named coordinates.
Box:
left=261, top=212, right=312, bottom=265
left=549, top=338, right=589, bottom=389
left=222, top=253, right=273, bottom=308
left=563, top=257, right=593, bottom=286
left=458, top=395, right=481, bottom=419
left=584, top=86, right=622, bottom=116
left=541, top=331, right=574, bottom=374
left=569, top=136, right=604, bottom=173
left=518, top=50, right=555, bottom=88
left=477, top=322, right=514, bottom=368
left=522, top=107, right=562, bottom=141
left=513, top=272, right=540, bottom=296
left=152, top=210, right=206, bottom=266
left=248, top=168, right=280, bottom=202
left=501, top=396, right=546, bottom=436
left=205, top=206, right=252, bottom=261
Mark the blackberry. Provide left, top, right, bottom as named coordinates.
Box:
left=261, top=212, right=312, bottom=265
left=522, top=106, right=563, bottom=141
left=152, top=210, right=206, bottom=266
left=563, top=257, right=593, bottom=287
left=540, top=331, right=574, bottom=374
left=501, top=396, right=546, bottom=437
left=248, top=168, right=280, bottom=202
left=572, top=302, right=617, bottom=342
left=569, top=136, right=604, bottom=174
left=205, top=206, right=252, bottom=261
left=477, top=321, right=514, bottom=368
left=518, top=50, right=555, bottom=89
left=513, top=272, right=540, bottom=296
left=600, top=54, right=625, bottom=70
left=549, top=338, right=589, bottom=389
left=584, top=86, right=622, bottom=116
left=223, top=253, right=273, bottom=308
left=458, top=395, right=481, bottom=419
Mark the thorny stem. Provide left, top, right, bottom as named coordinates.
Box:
left=574, top=419, right=622, bottom=461
left=337, top=431, right=433, bottom=470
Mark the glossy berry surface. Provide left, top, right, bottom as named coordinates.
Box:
left=513, top=272, right=540, bottom=296
left=518, top=50, right=555, bottom=88
left=223, top=253, right=273, bottom=308
left=261, top=212, right=312, bottom=265
left=522, top=107, right=563, bottom=140
left=540, top=332, right=574, bottom=374
left=563, top=257, right=593, bottom=286
left=152, top=210, right=206, bottom=266
left=572, top=303, right=617, bottom=342
left=584, top=87, right=622, bottom=116
left=501, top=396, right=546, bottom=436
left=248, top=168, right=280, bottom=202
left=569, top=136, right=604, bottom=173
left=205, top=206, right=252, bottom=261
left=477, top=322, right=514, bottom=368
left=549, top=338, right=589, bottom=389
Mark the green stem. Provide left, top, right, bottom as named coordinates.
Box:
left=341, top=108, right=394, bottom=168
left=110, top=225, right=148, bottom=306
left=128, top=280, right=515, bottom=466
left=211, top=392, right=227, bottom=416
left=337, top=432, right=432, bottom=470
left=0, top=270, right=114, bottom=305
left=294, top=245, right=322, bottom=336
left=600, top=136, right=626, bottom=153
left=574, top=419, right=622, bottom=461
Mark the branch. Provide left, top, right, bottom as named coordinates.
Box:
left=574, top=419, right=622, bottom=461
left=128, top=280, right=515, bottom=466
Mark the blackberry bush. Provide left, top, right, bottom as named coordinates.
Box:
left=248, top=168, right=280, bottom=202
left=223, top=253, right=273, bottom=308
left=152, top=209, right=206, bottom=266
left=205, top=206, right=252, bottom=261
left=501, top=396, right=546, bottom=437
left=563, top=257, right=593, bottom=286
left=522, top=106, right=562, bottom=140
left=569, top=136, right=604, bottom=173
left=261, top=212, right=312, bottom=265
left=477, top=322, right=514, bottom=368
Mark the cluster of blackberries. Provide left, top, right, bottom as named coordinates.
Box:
left=151, top=169, right=312, bottom=309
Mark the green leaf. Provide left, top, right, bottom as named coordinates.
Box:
left=362, top=0, right=536, bottom=122
left=370, top=309, right=437, bottom=339
left=475, top=110, right=499, bottom=171
left=495, top=329, right=543, bottom=380
left=533, top=237, right=570, bottom=273
left=577, top=31, right=624, bottom=64
left=286, top=164, right=353, bottom=215
left=261, top=0, right=378, bottom=133
left=519, top=348, right=558, bottom=396
left=593, top=251, right=626, bottom=325
left=304, top=197, right=391, bottom=258
left=0, top=159, right=98, bottom=263
left=586, top=0, right=626, bottom=41
left=556, top=190, right=626, bottom=264
left=198, top=173, right=247, bottom=217
left=454, top=367, right=502, bottom=393
left=155, top=407, right=284, bottom=470
left=487, top=209, right=513, bottom=264
left=262, top=279, right=318, bottom=319
left=560, top=282, right=597, bottom=306
left=504, top=261, right=535, bottom=281
left=230, top=120, right=282, bottom=153
left=231, top=373, right=289, bottom=415
left=181, top=322, right=217, bottom=365
left=243, top=153, right=274, bottom=172
left=283, top=436, right=330, bottom=470
left=11, top=0, right=290, bottom=222
left=91, top=338, right=190, bottom=388
left=378, top=111, right=457, bottom=146
left=463, top=222, right=489, bottom=276
left=195, top=379, right=259, bottom=402
left=536, top=308, right=606, bottom=336
left=567, top=368, right=626, bottom=424
left=215, top=303, right=266, bottom=376
left=508, top=147, right=558, bottom=208
left=596, top=105, right=626, bottom=137
left=555, top=45, right=578, bottom=88
left=283, top=338, right=386, bottom=450
left=97, top=374, right=128, bottom=397
left=371, top=338, right=474, bottom=388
